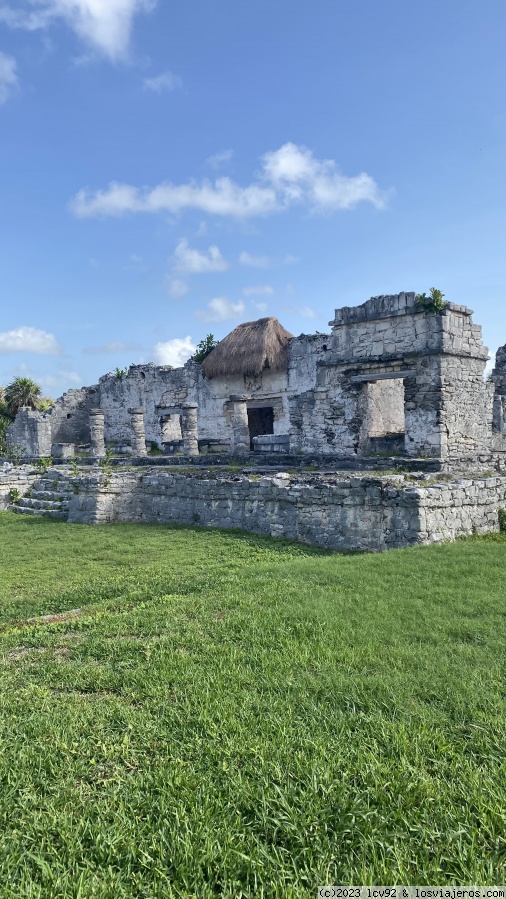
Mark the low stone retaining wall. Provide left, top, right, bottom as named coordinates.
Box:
left=3, top=464, right=506, bottom=552
left=65, top=469, right=506, bottom=552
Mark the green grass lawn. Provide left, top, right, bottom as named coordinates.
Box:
left=0, top=511, right=505, bottom=897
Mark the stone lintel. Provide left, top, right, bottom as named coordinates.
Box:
left=247, top=397, right=283, bottom=409
left=350, top=370, right=417, bottom=383
left=156, top=406, right=182, bottom=415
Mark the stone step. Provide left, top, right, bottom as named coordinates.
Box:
left=18, top=497, right=70, bottom=511
left=11, top=506, right=68, bottom=520
left=34, top=481, right=75, bottom=494
left=28, top=489, right=74, bottom=501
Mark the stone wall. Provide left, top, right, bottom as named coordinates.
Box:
left=6, top=385, right=99, bottom=457
left=65, top=468, right=506, bottom=552
left=289, top=293, right=492, bottom=460
left=5, top=292, right=500, bottom=465
left=6, top=410, right=52, bottom=457
left=0, top=466, right=38, bottom=509
left=97, top=362, right=293, bottom=449
left=491, top=344, right=506, bottom=438
left=48, top=385, right=99, bottom=445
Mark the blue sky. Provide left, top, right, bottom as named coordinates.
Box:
left=0, top=0, right=505, bottom=395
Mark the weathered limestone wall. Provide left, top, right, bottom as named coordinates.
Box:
left=289, top=293, right=491, bottom=459
left=97, top=362, right=294, bottom=449
left=66, top=468, right=506, bottom=551
left=0, top=466, right=38, bottom=509
left=6, top=386, right=99, bottom=457
left=5, top=292, right=497, bottom=465
left=415, top=477, right=506, bottom=542
left=440, top=355, right=494, bottom=457
left=48, top=386, right=99, bottom=445
left=491, top=345, right=506, bottom=444
left=6, top=410, right=52, bottom=457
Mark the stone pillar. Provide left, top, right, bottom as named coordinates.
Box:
left=181, top=403, right=199, bottom=456
left=89, top=409, right=105, bottom=459
left=129, top=407, right=147, bottom=456
left=229, top=395, right=250, bottom=454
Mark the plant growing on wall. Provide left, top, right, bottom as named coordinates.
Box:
left=99, top=446, right=113, bottom=486
left=192, top=334, right=219, bottom=364
left=35, top=457, right=53, bottom=473
left=114, top=367, right=128, bottom=379
left=415, top=287, right=446, bottom=315
left=37, top=397, right=55, bottom=412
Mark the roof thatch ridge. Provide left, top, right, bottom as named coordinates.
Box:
left=201, top=317, right=293, bottom=379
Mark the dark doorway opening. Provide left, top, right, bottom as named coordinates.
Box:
left=247, top=407, right=274, bottom=449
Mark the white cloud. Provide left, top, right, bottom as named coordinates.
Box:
left=242, top=285, right=274, bottom=297
left=173, top=238, right=229, bottom=273
left=143, top=70, right=181, bottom=93
left=239, top=251, right=270, bottom=268
left=167, top=278, right=188, bottom=299
left=83, top=341, right=142, bottom=354
left=300, top=306, right=317, bottom=318
left=196, top=298, right=245, bottom=322
left=254, top=302, right=268, bottom=313
left=40, top=369, right=82, bottom=389
left=70, top=142, right=386, bottom=218
left=206, top=149, right=233, bottom=168
left=284, top=253, right=299, bottom=265
left=0, top=51, right=18, bottom=105
left=262, top=143, right=386, bottom=211
left=71, top=178, right=278, bottom=219
left=152, top=336, right=195, bottom=367
left=0, top=326, right=62, bottom=355
left=0, top=0, right=154, bottom=61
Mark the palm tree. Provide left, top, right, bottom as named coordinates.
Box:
left=4, top=377, right=42, bottom=416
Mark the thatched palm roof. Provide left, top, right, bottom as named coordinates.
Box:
left=201, top=317, right=293, bottom=379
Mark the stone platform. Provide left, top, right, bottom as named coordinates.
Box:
left=3, top=463, right=505, bottom=553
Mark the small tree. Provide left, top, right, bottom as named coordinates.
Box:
left=193, top=334, right=219, bottom=363
left=4, top=377, right=42, bottom=416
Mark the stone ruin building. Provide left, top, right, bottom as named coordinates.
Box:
left=4, top=291, right=506, bottom=551
left=6, top=291, right=506, bottom=466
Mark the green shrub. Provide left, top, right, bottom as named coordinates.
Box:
left=35, top=457, right=52, bottom=473
left=415, top=287, right=446, bottom=314
left=148, top=442, right=163, bottom=455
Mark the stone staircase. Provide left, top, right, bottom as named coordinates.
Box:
left=11, top=472, right=74, bottom=521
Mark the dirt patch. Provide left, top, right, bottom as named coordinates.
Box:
left=25, top=609, right=83, bottom=626
left=5, top=647, right=46, bottom=662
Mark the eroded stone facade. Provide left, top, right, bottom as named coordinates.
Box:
left=6, top=292, right=505, bottom=465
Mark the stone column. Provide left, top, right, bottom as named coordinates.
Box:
left=89, top=409, right=105, bottom=458
left=181, top=403, right=199, bottom=456
left=229, top=395, right=250, bottom=454
left=129, top=407, right=147, bottom=456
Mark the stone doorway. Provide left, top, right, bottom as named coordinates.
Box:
left=358, top=377, right=406, bottom=454
left=247, top=407, right=274, bottom=449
